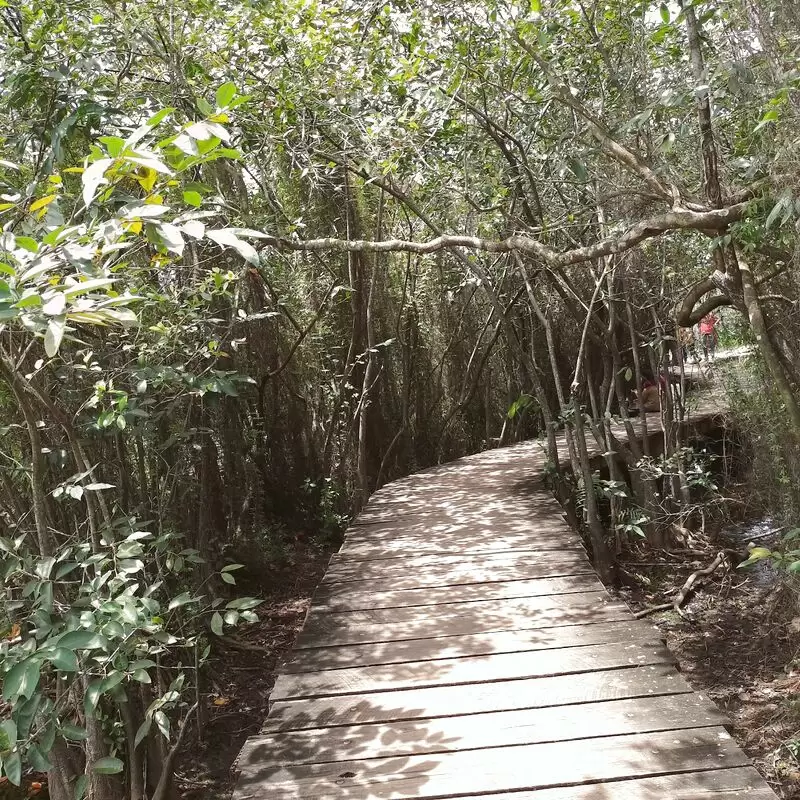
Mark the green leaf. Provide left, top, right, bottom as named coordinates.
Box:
left=0, top=719, right=17, bottom=750
left=134, top=718, right=151, bottom=749
left=28, top=743, right=52, bottom=772
left=147, top=107, right=175, bottom=127
left=4, top=750, right=21, bottom=786
left=154, top=710, right=170, bottom=740
left=168, top=592, right=195, bottom=611
left=63, top=278, right=116, bottom=297
left=216, top=82, right=237, bottom=108
left=101, top=672, right=125, bottom=694
left=39, top=721, right=56, bottom=753
left=15, top=236, right=38, bottom=253
left=15, top=693, right=41, bottom=738
left=659, top=3, right=670, bottom=23
left=93, top=756, right=124, bottom=775
left=183, top=190, right=202, bottom=208
left=99, top=136, right=126, bottom=157
left=197, top=97, right=215, bottom=116
left=49, top=647, right=79, bottom=672
left=567, top=158, right=588, bottom=181
left=59, top=630, right=108, bottom=651
left=766, top=194, right=791, bottom=230
left=754, top=108, right=779, bottom=133
left=225, top=597, right=262, bottom=611
left=74, top=774, right=88, bottom=800
left=3, top=659, right=40, bottom=701
left=210, top=611, right=224, bottom=636
left=224, top=610, right=239, bottom=626
left=61, top=723, right=89, bottom=741
left=131, top=669, right=151, bottom=684
left=221, top=564, right=245, bottom=573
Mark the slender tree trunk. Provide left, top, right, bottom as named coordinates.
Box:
left=737, top=250, right=800, bottom=435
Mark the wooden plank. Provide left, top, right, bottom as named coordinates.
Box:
left=241, top=693, right=726, bottom=768
left=296, top=594, right=632, bottom=648
left=272, top=640, right=673, bottom=700
left=323, top=549, right=588, bottom=582
left=265, top=664, right=693, bottom=732
left=313, top=574, right=603, bottom=613
left=320, top=553, right=592, bottom=589
left=473, top=768, right=776, bottom=800
left=285, top=620, right=659, bottom=672
left=334, top=533, right=585, bottom=560
left=307, top=590, right=616, bottom=628
left=233, top=727, right=751, bottom=800
left=346, top=508, right=569, bottom=536
left=345, top=510, right=572, bottom=533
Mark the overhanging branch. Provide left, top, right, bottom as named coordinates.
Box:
left=258, top=203, right=747, bottom=267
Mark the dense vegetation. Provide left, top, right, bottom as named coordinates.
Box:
left=1, top=0, right=799, bottom=797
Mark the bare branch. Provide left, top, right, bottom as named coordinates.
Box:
left=258, top=203, right=747, bottom=267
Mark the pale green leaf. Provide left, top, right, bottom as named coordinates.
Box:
left=82, top=158, right=113, bottom=207
left=93, top=756, right=124, bottom=775
left=4, top=750, right=21, bottom=786
left=183, top=190, right=202, bottom=208
left=216, top=82, right=237, bottom=108
left=210, top=611, right=224, bottom=636
left=28, top=743, right=52, bottom=772
left=44, top=316, right=66, bottom=357
left=134, top=718, right=151, bottom=749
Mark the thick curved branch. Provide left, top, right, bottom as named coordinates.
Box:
left=257, top=203, right=747, bottom=267
left=676, top=277, right=732, bottom=327
left=676, top=244, right=791, bottom=327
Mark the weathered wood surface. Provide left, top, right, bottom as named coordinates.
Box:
left=234, top=394, right=776, bottom=799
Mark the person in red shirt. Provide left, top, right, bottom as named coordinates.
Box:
left=699, top=312, right=719, bottom=361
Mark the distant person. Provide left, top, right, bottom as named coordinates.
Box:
left=699, top=312, right=719, bottom=361
left=678, top=326, right=695, bottom=363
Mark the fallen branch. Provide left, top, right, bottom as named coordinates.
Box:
left=633, top=550, right=727, bottom=618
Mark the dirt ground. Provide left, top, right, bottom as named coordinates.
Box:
left=174, top=535, right=337, bottom=800
left=618, top=541, right=800, bottom=799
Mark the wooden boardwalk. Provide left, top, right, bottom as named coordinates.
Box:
left=234, top=395, right=777, bottom=799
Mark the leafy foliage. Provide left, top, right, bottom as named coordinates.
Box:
left=1, top=0, right=800, bottom=796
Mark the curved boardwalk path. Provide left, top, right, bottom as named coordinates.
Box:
left=234, top=392, right=777, bottom=799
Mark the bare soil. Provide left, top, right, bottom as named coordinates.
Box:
left=175, top=534, right=337, bottom=800
left=618, top=541, right=800, bottom=799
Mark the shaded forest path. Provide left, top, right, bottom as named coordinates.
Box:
left=233, top=373, right=777, bottom=799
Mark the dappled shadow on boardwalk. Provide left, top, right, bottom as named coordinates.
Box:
left=233, top=406, right=777, bottom=800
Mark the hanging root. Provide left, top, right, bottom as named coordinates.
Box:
left=633, top=550, right=728, bottom=619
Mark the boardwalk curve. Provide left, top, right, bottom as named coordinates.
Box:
left=234, top=395, right=777, bottom=799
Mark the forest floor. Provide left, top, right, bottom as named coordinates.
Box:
left=175, top=532, right=339, bottom=800
left=618, top=511, right=800, bottom=800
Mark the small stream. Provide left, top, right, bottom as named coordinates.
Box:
left=720, top=516, right=783, bottom=587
